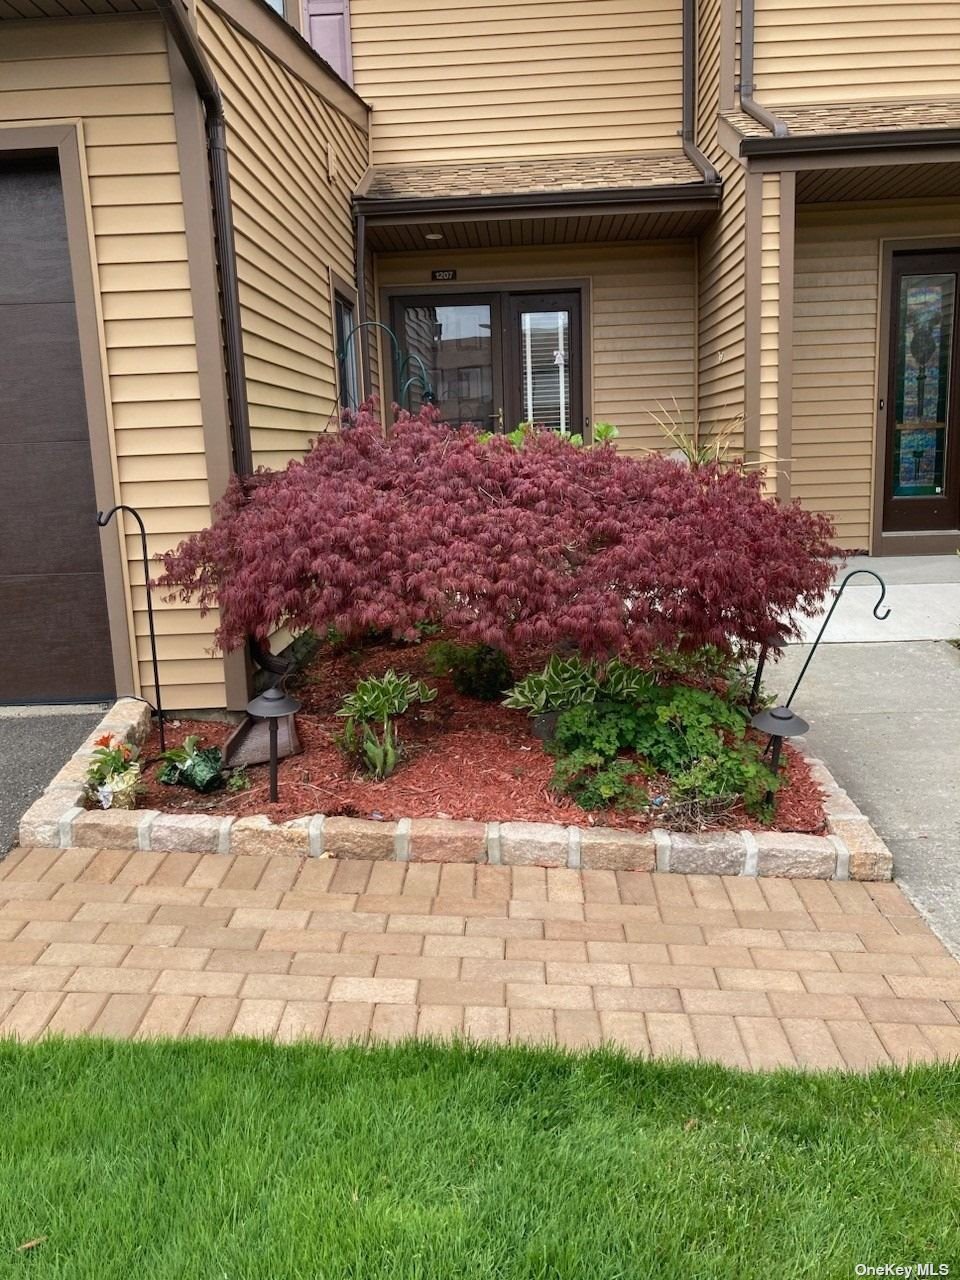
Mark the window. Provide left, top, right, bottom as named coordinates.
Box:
left=306, top=0, right=353, bottom=83
left=334, top=292, right=360, bottom=411
left=390, top=290, right=583, bottom=434
left=263, top=0, right=284, bottom=12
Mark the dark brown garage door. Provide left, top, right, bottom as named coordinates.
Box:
left=0, top=159, right=116, bottom=703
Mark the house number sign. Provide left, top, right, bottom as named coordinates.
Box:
left=431, top=269, right=457, bottom=281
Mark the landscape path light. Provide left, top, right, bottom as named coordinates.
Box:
left=750, top=705, right=809, bottom=807
left=246, top=683, right=302, bottom=803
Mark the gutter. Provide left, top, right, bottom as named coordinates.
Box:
left=356, top=182, right=721, bottom=222
left=153, top=0, right=253, bottom=477
left=681, top=0, right=719, bottom=183
left=740, top=126, right=960, bottom=158
left=739, top=0, right=789, bottom=139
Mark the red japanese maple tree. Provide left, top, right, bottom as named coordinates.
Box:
left=156, top=404, right=838, bottom=659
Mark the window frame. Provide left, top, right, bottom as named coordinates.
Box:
left=330, top=271, right=362, bottom=413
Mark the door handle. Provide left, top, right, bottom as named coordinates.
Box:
left=489, top=407, right=504, bottom=429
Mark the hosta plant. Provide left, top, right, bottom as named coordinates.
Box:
left=336, top=671, right=436, bottom=780
left=503, top=655, right=602, bottom=715
left=337, top=671, right=437, bottom=724
left=84, top=734, right=142, bottom=810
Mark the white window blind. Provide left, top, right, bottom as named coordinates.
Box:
left=521, top=310, right=569, bottom=432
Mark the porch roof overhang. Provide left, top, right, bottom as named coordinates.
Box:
left=724, top=99, right=960, bottom=161
left=355, top=152, right=722, bottom=252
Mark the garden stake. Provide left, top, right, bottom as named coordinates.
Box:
left=785, top=568, right=890, bottom=707
left=96, top=505, right=165, bottom=753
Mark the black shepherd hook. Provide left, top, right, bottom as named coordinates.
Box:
left=784, top=568, right=890, bottom=708
left=96, top=505, right=165, bottom=752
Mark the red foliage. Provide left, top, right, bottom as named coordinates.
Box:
left=157, top=404, right=838, bottom=659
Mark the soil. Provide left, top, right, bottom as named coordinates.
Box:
left=136, top=636, right=826, bottom=835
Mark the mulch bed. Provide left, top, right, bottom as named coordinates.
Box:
left=136, top=636, right=826, bottom=834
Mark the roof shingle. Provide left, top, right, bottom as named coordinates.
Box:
left=723, top=98, right=960, bottom=140
left=360, top=151, right=707, bottom=202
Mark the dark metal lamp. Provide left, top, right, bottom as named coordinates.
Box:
left=246, top=684, right=302, bottom=802
left=750, top=705, right=809, bottom=805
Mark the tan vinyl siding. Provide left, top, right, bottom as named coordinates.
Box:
left=351, top=0, right=684, bottom=165
left=198, top=0, right=369, bottom=467
left=697, top=149, right=747, bottom=434
left=375, top=243, right=696, bottom=453
left=0, top=17, right=225, bottom=710
left=754, top=0, right=960, bottom=106
left=792, top=200, right=960, bottom=548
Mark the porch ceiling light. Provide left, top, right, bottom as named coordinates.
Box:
left=424, top=232, right=444, bottom=241
left=246, top=683, right=302, bottom=803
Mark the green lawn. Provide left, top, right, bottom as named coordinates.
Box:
left=0, top=1038, right=958, bottom=1279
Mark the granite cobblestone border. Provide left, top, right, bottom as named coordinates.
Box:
left=17, top=699, right=893, bottom=881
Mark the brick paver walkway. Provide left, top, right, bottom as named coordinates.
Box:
left=1, top=846, right=959, bottom=1069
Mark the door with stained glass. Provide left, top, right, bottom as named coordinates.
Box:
left=883, top=251, right=960, bottom=532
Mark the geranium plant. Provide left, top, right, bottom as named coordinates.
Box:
left=84, top=733, right=142, bottom=810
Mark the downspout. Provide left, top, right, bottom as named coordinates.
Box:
left=354, top=211, right=371, bottom=399
left=682, top=0, right=719, bottom=183
left=739, top=0, right=789, bottom=138
left=153, top=0, right=254, bottom=476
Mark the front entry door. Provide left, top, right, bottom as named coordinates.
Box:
left=882, top=251, right=960, bottom=532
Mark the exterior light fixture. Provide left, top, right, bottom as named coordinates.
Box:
left=750, top=705, right=809, bottom=805
left=246, top=683, right=302, bottom=802
left=424, top=232, right=444, bottom=241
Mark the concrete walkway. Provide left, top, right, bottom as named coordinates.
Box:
left=1, top=847, right=959, bottom=1069
left=773, top=554, right=960, bottom=953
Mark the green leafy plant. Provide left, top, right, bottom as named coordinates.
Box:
left=427, top=641, right=513, bottom=701
left=158, top=734, right=225, bottom=794
left=336, top=670, right=437, bottom=725
left=336, top=670, right=436, bottom=780
left=550, top=750, right=647, bottom=811
left=503, top=655, right=601, bottom=715
left=360, top=720, right=399, bottom=781
left=548, top=681, right=776, bottom=818
left=591, top=421, right=619, bottom=445
left=226, top=767, right=251, bottom=793
left=84, top=733, right=142, bottom=811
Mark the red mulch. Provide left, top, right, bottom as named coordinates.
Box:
left=136, top=636, right=826, bottom=835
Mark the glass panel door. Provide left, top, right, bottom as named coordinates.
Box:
left=506, top=292, right=582, bottom=435
left=883, top=252, right=960, bottom=532
left=392, top=296, right=501, bottom=430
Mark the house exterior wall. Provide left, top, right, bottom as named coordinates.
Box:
left=0, top=15, right=229, bottom=710
left=792, top=199, right=960, bottom=548
left=753, top=0, right=960, bottom=106
left=349, top=0, right=684, bottom=165
left=696, top=0, right=747, bottom=440
left=197, top=0, right=370, bottom=468
left=374, top=242, right=697, bottom=454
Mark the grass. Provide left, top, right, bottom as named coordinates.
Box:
left=0, top=1038, right=958, bottom=1279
